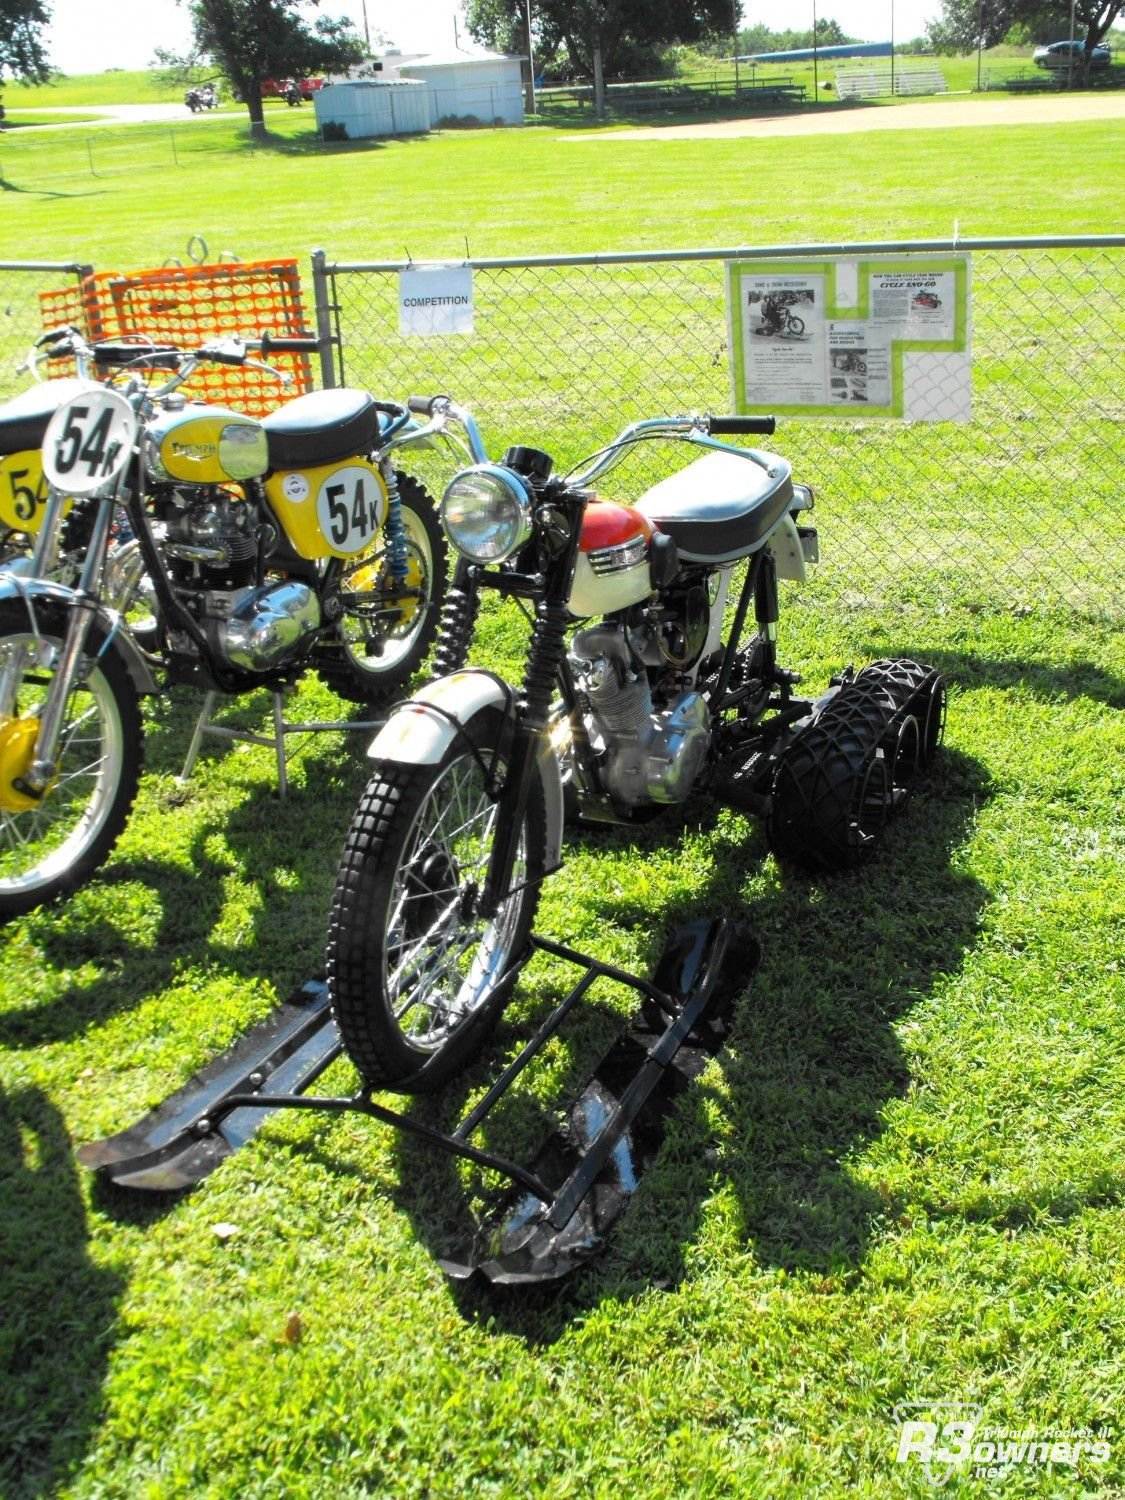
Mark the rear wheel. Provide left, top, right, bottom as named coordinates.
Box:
left=0, top=598, right=143, bottom=919
left=767, top=684, right=895, bottom=872
left=316, top=473, right=446, bottom=706
left=327, top=706, right=545, bottom=1092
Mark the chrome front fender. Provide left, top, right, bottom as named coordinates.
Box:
left=0, top=574, right=159, bottom=697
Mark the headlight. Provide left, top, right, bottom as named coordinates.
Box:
left=440, top=465, right=533, bottom=564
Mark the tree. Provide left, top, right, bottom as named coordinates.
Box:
left=927, top=0, right=1123, bottom=78
left=467, top=0, right=734, bottom=115
left=166, top=0, right=365, bottom=139
left=0, top=0, right=52, bottom=86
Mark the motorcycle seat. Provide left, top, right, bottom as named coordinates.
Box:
left=262, top=387, right=386, bottom=469
left=0, top=378, right=103, bottom=458
left=635, top=449, right=795, bottom=564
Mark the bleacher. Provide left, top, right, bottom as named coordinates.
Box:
left=835, top=65, right=947, bottom=100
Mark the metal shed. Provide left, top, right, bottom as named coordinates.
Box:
left=313, top=78, right=431, bottom=140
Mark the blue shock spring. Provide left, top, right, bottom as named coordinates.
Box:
left=382, top=470, right=410, bottom=585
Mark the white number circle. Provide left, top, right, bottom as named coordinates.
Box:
left=42, top=387, right=138, bottom=497
left=316, top=465, right=388, bottom=556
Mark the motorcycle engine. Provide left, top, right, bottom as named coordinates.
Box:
left=154, top=486, right=321, bottom=671
left=569, top=621, right=711, bottom=809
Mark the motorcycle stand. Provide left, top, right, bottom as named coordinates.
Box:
left=178, top=688, right=384, bottom=797
left=77, top=919, right=755, bottom=1285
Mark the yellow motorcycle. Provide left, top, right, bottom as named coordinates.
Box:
left=0, top=329, right=446, bottom=918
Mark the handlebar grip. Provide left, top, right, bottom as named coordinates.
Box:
left=407, top=395, right=447, bottom=416
left=708, top=415, right=777, bottom=436
left=259, top=331, right=320, bottom=356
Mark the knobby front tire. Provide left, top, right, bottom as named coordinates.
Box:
left=327, top=706, right=545, bottom=1093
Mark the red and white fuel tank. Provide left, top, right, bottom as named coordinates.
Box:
left=568, top=500, right=655, bottom=618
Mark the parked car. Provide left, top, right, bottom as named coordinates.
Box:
left=1032, top=39, right=1111, bottom=70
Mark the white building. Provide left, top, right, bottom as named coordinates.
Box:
left=386, top=48, right=527, bottom=128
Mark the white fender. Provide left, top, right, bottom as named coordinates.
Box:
left=368, top=668, right=564, bottom=869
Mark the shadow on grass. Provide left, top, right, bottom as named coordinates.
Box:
left=378, top=741, right=992, bottom=1340
left=0, top=1083, right=125, bottom=1499
left=0, top=719, right=369, bottom=1048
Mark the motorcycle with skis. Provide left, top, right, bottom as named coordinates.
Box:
left=326, top=396, right=945, bottom=1094
left=0, top=329, right=446, bottom=919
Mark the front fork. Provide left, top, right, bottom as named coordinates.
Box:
left=4, top=496, right=116, bottom=797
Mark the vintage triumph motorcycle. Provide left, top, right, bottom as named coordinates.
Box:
left=0, top=329, right=446, bottom=918
left=326, top=396, right=945, bottom=1093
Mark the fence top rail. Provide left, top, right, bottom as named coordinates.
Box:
left=0, top=260, right=93, bottom=274
left=320, top=235, right=1125, bottom=275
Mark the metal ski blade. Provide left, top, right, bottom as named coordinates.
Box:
left=439, top=918, right=758, bottom=1285
left=77, top=980, right=341, bottom=1191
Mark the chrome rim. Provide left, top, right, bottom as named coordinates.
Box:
left=342, top=508, right=434, bottom=677
left=384, top=750, right=527, bottom=1052
left=0, top=629, right=126, bottom=898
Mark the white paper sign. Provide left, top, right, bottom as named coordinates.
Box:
left=399, top=266, right=474, bottom=336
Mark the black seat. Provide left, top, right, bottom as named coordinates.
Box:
left=0, top=379, right=101, bottom=457
left=635, top=449, right=795, bottom=564
left=262, top=388, right=386, bottom=469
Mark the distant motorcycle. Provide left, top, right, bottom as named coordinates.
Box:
left=184, top=85, right=217, bottom=113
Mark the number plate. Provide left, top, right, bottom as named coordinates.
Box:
left=316, top=465, right=387, bottom=556
left=42, top=388, right=138, bottom=497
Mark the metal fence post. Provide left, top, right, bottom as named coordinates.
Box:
left=309, top=248, right=339, bottom=389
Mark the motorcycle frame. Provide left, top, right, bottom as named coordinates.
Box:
left=454, top=465, right=800, bottom=921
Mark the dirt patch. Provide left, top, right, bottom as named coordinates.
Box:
left=568, top=91, right=1125, bottom=142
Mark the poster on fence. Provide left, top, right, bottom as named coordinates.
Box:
left=398, top=264, right=474, bottom=336
left=726, top=254, right=971, bottom=420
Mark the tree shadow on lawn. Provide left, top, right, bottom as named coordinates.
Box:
left=384, top=742, right=993, bottom=1339
left=0, top=1083, right=126, bottom=1500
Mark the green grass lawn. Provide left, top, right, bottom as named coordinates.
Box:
left=1, top=75, right=1124, bottom=1499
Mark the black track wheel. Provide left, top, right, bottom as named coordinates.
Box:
left=767, top=693, right=893, bottom=872
left=327, top=706, right=545, bottom=1093
left=0, top=598, right=143, bottom=919
left=315, top=473, right=447, bottom=707
left=856, top=658, right=946, bottom=768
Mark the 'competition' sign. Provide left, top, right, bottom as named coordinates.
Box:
left=399, top=265, right=474, bottom=336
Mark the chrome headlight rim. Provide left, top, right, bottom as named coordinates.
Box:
left=440, top=463, right=534, bottom=565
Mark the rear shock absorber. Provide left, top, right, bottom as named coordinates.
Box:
left=381, top=469, right=410, bottom=586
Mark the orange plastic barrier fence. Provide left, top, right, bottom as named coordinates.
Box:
left=39, top=258, right=315, bottom=417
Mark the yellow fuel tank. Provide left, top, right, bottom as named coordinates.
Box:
left=147, top=405, right=269, bottom=486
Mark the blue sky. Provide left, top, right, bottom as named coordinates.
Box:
left=46, top=2, right=940, bottom=76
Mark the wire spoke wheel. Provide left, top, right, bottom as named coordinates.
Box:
left=317, top=474, right=447, bottom=705
left=0, top=599, right=142, bottom=918
left=328, top=706, right=545, bottom=1092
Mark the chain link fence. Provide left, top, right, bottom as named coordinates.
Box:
left=314, top=238, right=1124, bottom=617
left=3, top=240, right=1122, bottom=616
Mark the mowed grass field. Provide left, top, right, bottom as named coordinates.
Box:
left=1, top=78, right=1124, bottom=1498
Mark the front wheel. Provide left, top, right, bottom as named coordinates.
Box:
left=315, top=473, right=447, bottom=706
left=327, top=706, right=545, bottom=1092
left=0, top=598, right=143, bottom=919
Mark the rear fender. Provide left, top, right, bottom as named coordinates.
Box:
left=368, top=668, right=564, bottom=869
left=0, top=574, right=159, bottom=697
